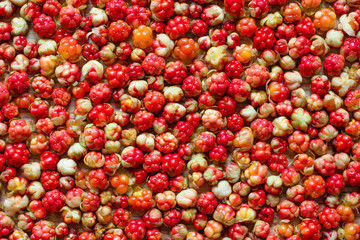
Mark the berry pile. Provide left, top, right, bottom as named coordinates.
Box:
left=0, top=0, right=360, bottom=239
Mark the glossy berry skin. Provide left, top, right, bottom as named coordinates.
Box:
left=142, top=53, right=165, bottom=76
left=211, top=29, right=227, bottom=46
left=31, top=220, right=56, bottom=240
left=191, top=19, right=208, bottom=37
left=268, top=82, right=290, bottom=102
left=125, top=219, right=146, bottom=240
left=227, top=113, right=244, bottom=132
left=90, top=83, right=112, bottom=104
left=298, top=218, right=321, bottom=240
left=182, top=76, right=202, bottom=97
left=206, top=72, right=230, bottom=96
left=228, top=223, right=248, bottom=240
left=88, top=168, right=108, bottom=189
left=304, top=175, right=325, bottom=198
left=311, top=76, right=330, bottom=97
left=326, top=173, right=345, bottom=195
left=30, top=100, right=49, bottom=118
left=161, top=154, right=185, bottom=177
left=0, top=22, right=10, bottom=41
left=128, top=63, right=145, bottom=80
left=143, top=151, right=162, bottom=173
left=277, top=200, right=299, bottom=220
left=248, top=190, right=266, bottom=209
left=0, top=83, right=9, bottom=106
left=106, top=64, right=129, bottom=88
left=341, top=38, right=360, bottom=62
left=319, top=207, right=341, bottom=229
left=209, top=145, right=227, bottom=162
left=133, top=111, right=155, bottom=132
left=81, top=192, right=100, bottom=212
left=42, top=0, right=61, bottom=16
left=4, top=143, right=29, bottom=168
left=225, top=60, right=243, bottom=79
left=216, top=130, right=234, bottom=147
left=2, top=102, right=18, bottom=119
left=49, top=129, right=74, bottom=154
left=8, top=119, right=32, bottom=143
left=245, top=64, right=269, bottom=88
left=288, top=36, right=311, bottom=59
left=72, top=81, right=90, bottom=99
left=299, top=55, right=322, bottom=77
left=41, top=171, right=60, bottom=190
left=122, top=147, right=144, bottom=168
left=164, top=61, right=187, bottom=85
left=218, top=96, right=237, bottom=116
left=108, top=20, right=131, bottom=43
left=143, top=91, right=165, bottom=113
left=164, top=209, right=181, bottom=227
left=333, top=134, right=353, bottom=153
left=40, top=151, right=59, bottom=170
left=253, top=27, right=276, bottom=50
left=150, top=0, right=174, bottom=21
left=165, top=16, right=190, bottom=40
left=197, top=192, right=217, bottom=214
left=323, top=54, right=344, bottom=77
left=90, top=26, right=108, bottom=46
left=126, top=6, right=151, bottom=29
left=132, top=25, right=153, bottom=49
left=250, top=142, right=271, bottom=164
left=249, top=0, right=270, bottom=18
left=299, top=200, right=319, bottom=219
left=113, top=208, right=131, bottom=228
left=82, top=44, right=100, bottom=61
left=344, top=162, right=360, bottom=186
left=58, top=37, right=82, bottom=62
left=314, top=8, right=336, bottom=32
left=275, top=24, right=296, bottom=41
left=227, top=79, right=251, bottom=103
left=296, top=17, right=316, bottom=38
left=274, top=39, right=289, bottom=55
left=105, top=0, right=127, bottom=20
left=174, top=38, right=199, bottom=60
left=251, top=119, right=273, bottom=141
left=7, top=72, right=29, bottom=95
left=225, top=0, right=245, bottom=17
left=329, top=109, right=349, bottom=127
left=21, top=1, right=41, bottom=21
left=260, top=207, right=275, bottom=223
left=173, top=121, right=194, bottom=143
left=43, top=189, right=65, bottom=213
left=148, top=173, right=169, bottom=193
left=51, top=87, right=71, bottom=106
left=59, top=5, right=81, bottom=29
left=129, top=189, right=155, bottom=211
left=236, top=17, right=257, bottom=37
left=33, top=14, right=56, bottom=38
left=268, top=154, right=288, bottom=173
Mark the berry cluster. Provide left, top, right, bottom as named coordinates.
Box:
left=0, top=0, right=359, bottom=239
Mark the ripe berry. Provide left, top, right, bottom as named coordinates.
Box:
left=4, top=143, right=29, bottom=168
left=43, top=189, right=65, bottom=212
left=326, top=173, right=345, bottom=195
left=253, top=27, right=276, bottom=50
left=41, top=171, right=60, bottom=190
left=296, top=17, right=316, bottom=38
left=108, top=20, right=131, bottom=43
left=165, top=16, right=190, bottom=40
left=106, top=0, right=127, bottom=20
left=224, top=59, right=243, bottom=79
left=33, top=14, right=56, bottom=38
